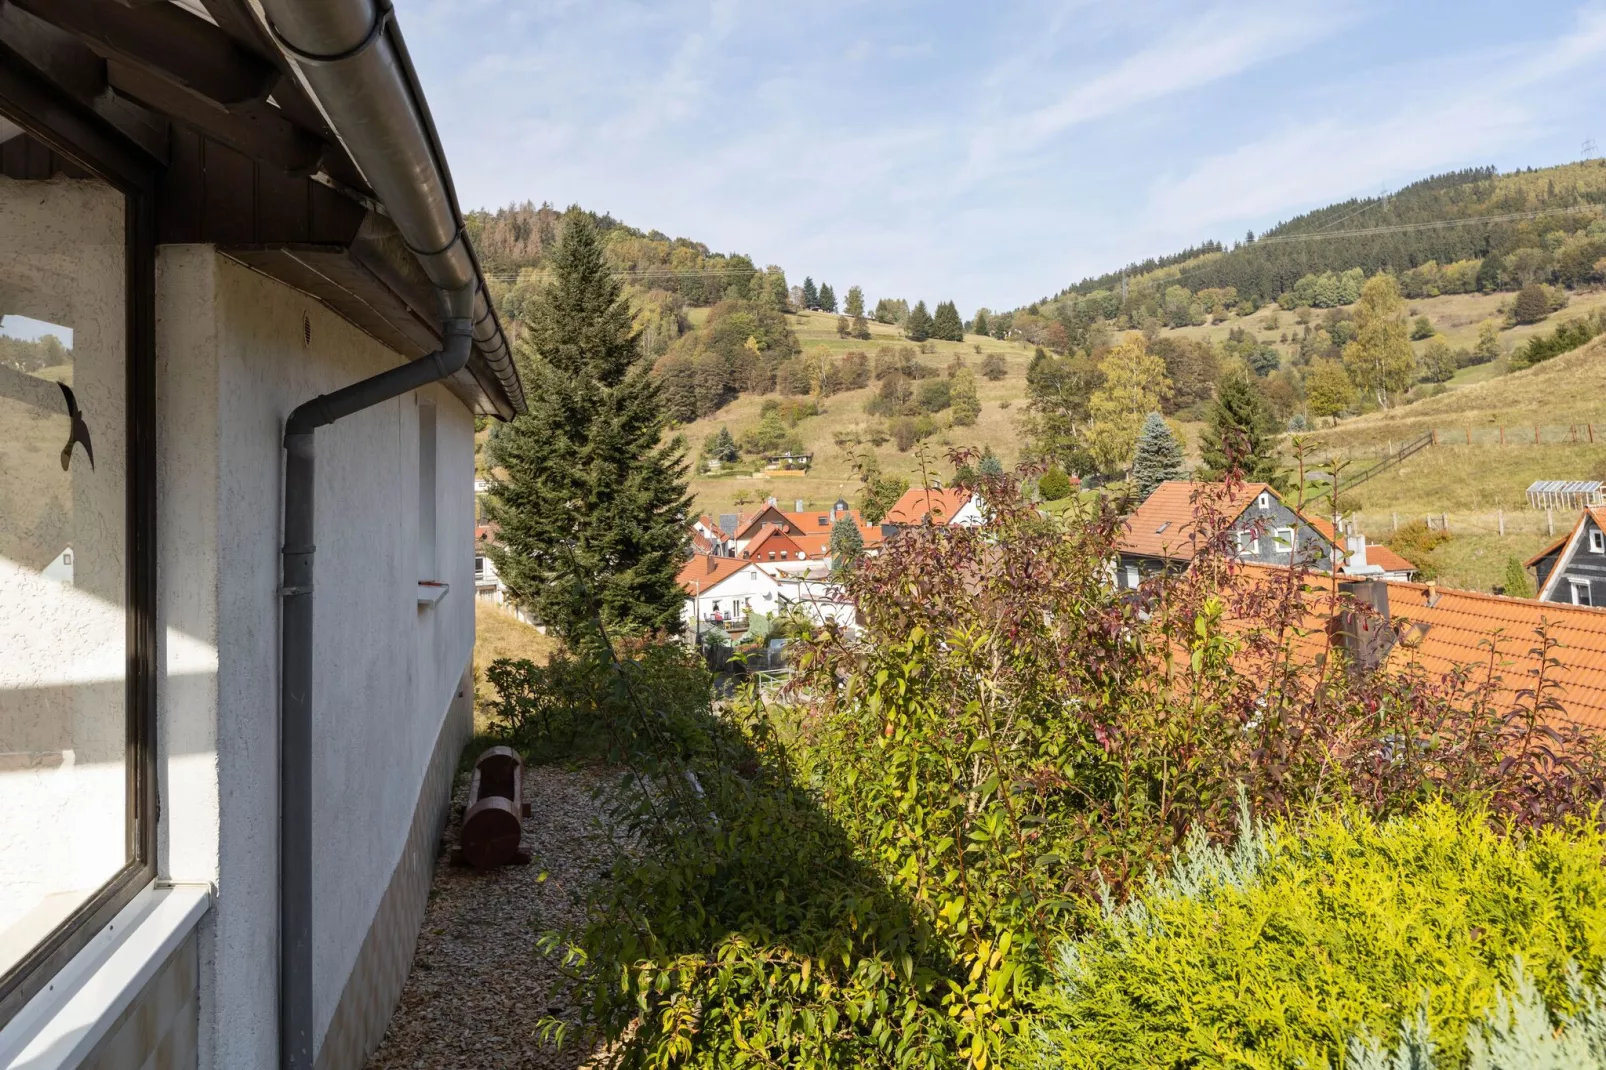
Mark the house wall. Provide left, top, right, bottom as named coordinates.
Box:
left=155, top=248, right=474, bottom=1069
left=1229, top=495, right=1333, bottom=572
left=682, top=566, right=783, bottom=630
left=1544, top=515, right=1606, bottom=607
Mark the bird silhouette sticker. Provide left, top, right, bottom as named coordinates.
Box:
left=58, top=381, right=94, bottom=471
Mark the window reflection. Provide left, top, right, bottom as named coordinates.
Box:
left=0, top=173, right=129, bottom=982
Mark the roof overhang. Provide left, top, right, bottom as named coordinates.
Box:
left=0, top=0, right=523, bottom=418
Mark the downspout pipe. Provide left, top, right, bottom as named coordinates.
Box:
left=279, top=314, right=474, bottom=1070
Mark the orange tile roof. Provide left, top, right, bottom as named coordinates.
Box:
left=1362, top=544, right=1416, bottom=574
left=743, top=525, right=804, bottom=559
left=884, top=487, right=972, bottom=525
left=677, top=554, right=752, bottom=592
left=1231, top=565, right=1606, bottom=731
left=1118, top=481, right=1270, bottom=560
left=1380, top=580, right=1606, bottom=730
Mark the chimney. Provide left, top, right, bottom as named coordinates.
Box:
left=767, top=495, right=777, bottom=507
left=796, top=498, right=805, bottom=512
left=706, top=555, right=716, bottom=574
left=1345, top=534, right=1368, bottom=572
left=1330, top=578, right=1394, bottom=672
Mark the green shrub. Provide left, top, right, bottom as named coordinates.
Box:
left=1389, top=518, right=1452, bottom=580
left=1037, top=466, right=1072, bottom=501
left=1037, top=803, right=1606, bottom=1069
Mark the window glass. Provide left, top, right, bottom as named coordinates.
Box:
left=0, top=172, right=129, bottom=982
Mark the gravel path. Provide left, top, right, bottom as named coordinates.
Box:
left=365, top=763, right=619, bottom=1069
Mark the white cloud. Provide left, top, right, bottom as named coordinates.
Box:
left=1142, top=6, right=1606, bottom=236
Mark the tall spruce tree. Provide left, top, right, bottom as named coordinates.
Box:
left=932, top=300, right=964, bottom=342
left=1131, top=412, right=1187, bottom=500
left=906, top=300, right=934, bottom=342
left=1198, top=372, right=1281, bottom=487
left=819, top=283, right=837, bottom=312
left=484, top=210, right=692, bottom=646
left=972, top=309, right=990, bottom=338
left=801, top=276, right=819, bottom=310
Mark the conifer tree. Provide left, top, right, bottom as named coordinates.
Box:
left=851, top=312, right=871, bottom=340
left=978, top=448, right=1004, bottom=478
left=906, top=300, right=934, bottom=342
left=802, top=276, right=819, bottom=310
left=950, top=367, right=981, bottom=426
left=819, top=283, right=837, bottom=312
left=932, top=300, right=964, bottom=342
left=829, top=514, right=864, bottom=577
left=844, top=286, right=865, bottom=319
left=1198, top=372, right=1281, bottom=487
left=1131, top=412, right=1187, bottom=500
left=973, top=309, right=990, bottom=338
left=1502, top=555, right=1535, bottom=599
left=484, top=210, right=692, bottom=646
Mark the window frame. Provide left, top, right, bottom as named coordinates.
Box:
left=1571, top=579, right=1593, bottom=607
left=0, top=79, right=159, bottom=1027
left=1273, top=527, right=1297, bottom=555
left=1590, top=529, right=1604, bottom=554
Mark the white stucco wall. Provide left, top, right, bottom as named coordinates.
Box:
left=154, top=247, right=475, bottom=1068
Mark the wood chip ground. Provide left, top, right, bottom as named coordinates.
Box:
left=365, top=763, right=618, bottom=1069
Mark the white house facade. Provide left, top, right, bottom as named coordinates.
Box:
left=0, top=4, right=525, bottom=1069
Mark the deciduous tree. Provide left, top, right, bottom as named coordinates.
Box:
left=1304, top=359, right=1355, bottom=425
left=1342, top=273, right=1414, bottom=408
left=844, top=285, right=865, bottom=319
left=1084, top=338, right=1172, bottom=474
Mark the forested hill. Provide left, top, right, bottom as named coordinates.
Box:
left=1013, top=159, right=1606, bottom=329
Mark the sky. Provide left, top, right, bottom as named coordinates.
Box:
left=397, top=0, right=1606, bottom=312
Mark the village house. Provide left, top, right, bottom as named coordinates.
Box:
left=1529, top=507, right=1606, bottom=607
left=880, top=486, right=984, bottom=532
left=679, top=554, right=785, bottom=634
left=1115, top=481, right=1344, bottom=590
left=0, top=3, right=523, bottom=1070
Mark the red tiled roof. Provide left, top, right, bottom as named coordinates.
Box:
left=1232, top=565, right=1606, bottom=731
left=677, top=554, right=752, bottom=593
left=743, top=525, right=804, bottom=559
left=1363, top=544, right=1416, bottom=574
left=1118, top=481, right=1270, bottom=560
left=884, top=487, right=972, bottom=525
left=1381, top=580, right=1606, bottom=730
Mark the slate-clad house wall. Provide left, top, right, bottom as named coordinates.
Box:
left=1534, top=509, right=1606, bottom=608
left=1116, top=482, right=1335, bottom=590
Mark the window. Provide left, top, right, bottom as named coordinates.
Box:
left=1591, top=529, right=1604, bottom=554
left=1257, top=492, right=1270, bottom=510
left=0, top=116, right=155, bottom=1024
left=1571, top=579, right=1593, bottom=607
left=1239, top=530, right=1260, bottom=556
left=418, top=400, right=437, bottom=579
left=1125, top=565, right=1139, bottom=588
left=1273, top=527, right=1296, bottom=555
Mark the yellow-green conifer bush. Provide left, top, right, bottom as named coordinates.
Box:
left=1037, top=803, right=1606, bottom=1069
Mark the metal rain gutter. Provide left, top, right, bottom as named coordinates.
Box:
left=252, top=1, right=521, bottom=1067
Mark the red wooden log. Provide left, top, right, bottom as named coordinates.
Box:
left=453, top=745, right=532, bottom=869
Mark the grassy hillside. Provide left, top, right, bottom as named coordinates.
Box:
left=678, top=311, right=1042, bottom=516
left=1294, top=340, right=1606, bottom=592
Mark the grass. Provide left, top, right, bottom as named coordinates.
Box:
left=472, top=599, right=558, bottom=729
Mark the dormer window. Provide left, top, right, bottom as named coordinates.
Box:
left=1256, top=492, right=1270, bottom=510
left=1591, top=529, right=1604, bottom=554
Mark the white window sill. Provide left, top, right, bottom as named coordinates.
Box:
left=417, top=581, right=449, bottom=606
left=0, top=883, right=211, bottom=1069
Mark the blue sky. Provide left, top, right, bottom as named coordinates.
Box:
left=398, top=0, right=1606, bottom=312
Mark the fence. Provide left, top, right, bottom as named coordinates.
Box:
left=1355, top=507, right=1576, bottom=540
left=1312, top=423, right=1600, bottom=457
